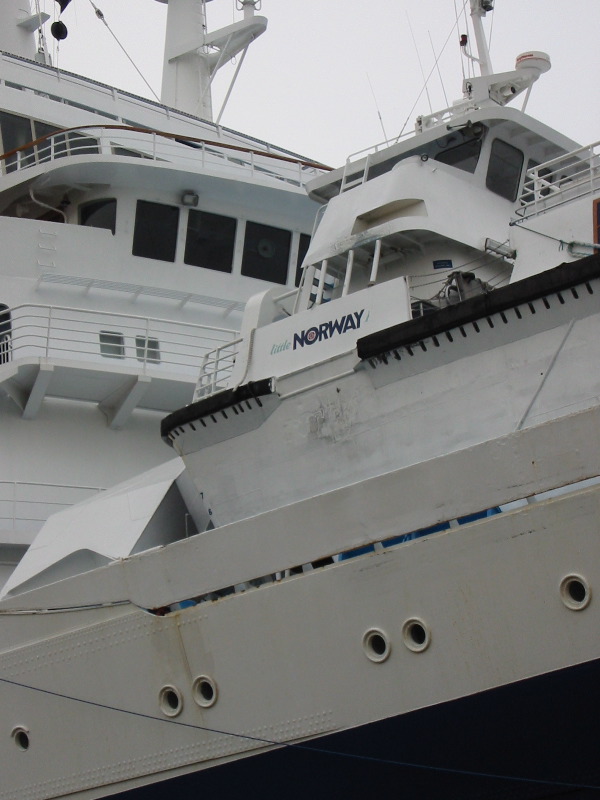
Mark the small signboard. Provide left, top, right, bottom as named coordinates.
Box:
left=433, top=259, right=453, bottom=270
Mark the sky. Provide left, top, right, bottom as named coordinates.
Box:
left=39, top=0, right=600, bottom=167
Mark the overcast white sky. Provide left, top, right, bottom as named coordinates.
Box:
left=43, top=0, right=600, bottom=166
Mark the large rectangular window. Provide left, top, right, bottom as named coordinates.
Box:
left=486, top=139, right=524, bottom=201
left=241, top=222, right=291, bottom=285
left=0, top=112, right=34, bottom=172
left=133, top=200, right=179, bottom=262
left=184, top=210, right=236, bottom=272
left=80, top=199, right=117, bottom=235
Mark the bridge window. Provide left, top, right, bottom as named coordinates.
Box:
left=434, top=135, right=482, bottom=173
left=184, top=210, right=236, bottom=273
left=133, top=200, right=179, bottom=262
left=241, top=222, right=291, bottom=285
left=80, top=199, right=117, bottom=235
left=486, top=139, right=524, bottom=201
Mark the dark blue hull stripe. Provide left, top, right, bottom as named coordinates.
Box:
left=116, top=657, right=600, bottom=800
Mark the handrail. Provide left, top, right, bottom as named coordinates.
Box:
left=0, top=480, right=105, bottom=531
left=194, top=336, right=243, bottom=400
left=517, top=139, right=600, bottom=219
left=0, top=303, right=240, bottom=374
left=0, top=123, right=332, bottom=173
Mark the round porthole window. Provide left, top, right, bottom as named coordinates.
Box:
left=12, top=727, right=30, bottom=751
left=362, top=628, right=391, bottom=663
left=159, top=685, right=183, bottom=717
left=402, top=618, right=431, bottom=652
left=560, top=575, right=591, bottom=611
left=192, top=676, right=218, bottom=708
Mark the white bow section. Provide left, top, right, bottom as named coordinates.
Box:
left=1, top=457, right=187, bottom=599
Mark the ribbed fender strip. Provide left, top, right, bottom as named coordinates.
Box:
left=161, top=378, right=273, bottom=445
left=357, top=254, right=600, bottom=361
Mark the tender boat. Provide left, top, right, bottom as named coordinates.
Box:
left=2, top=1, right=600, bottom=798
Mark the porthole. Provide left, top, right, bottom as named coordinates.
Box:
left=362, top=628, right=391, bottom=663
left=192, top=675, right=218, bottom=708
left=159, top=685, right=183, bottom=717
left=12, top=727, right=29, bottom=751
left=560, top=575, right=591, bottom=611
left=402, top=618, right=431, bottom=652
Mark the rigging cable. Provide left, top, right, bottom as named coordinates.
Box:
left=397, top=0, right=469, bottom=139
left=406, top=12, right=433, bottom=115
left=454, top=0, right=466, bottom=82
left=1, top=673, right=600, bottom=792
left=428, top=31, right=449, bottom=109
left=86, top=0, right=160, bottom=103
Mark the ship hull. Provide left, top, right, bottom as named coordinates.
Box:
left=114, top=656, right=600, bottom=800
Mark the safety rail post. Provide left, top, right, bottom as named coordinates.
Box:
left=45, top=306, right=52, bottom=358
left=342, top=250, right=355, bottom=296
left=369, top=239, right=382, bottom=286
left=315, top=260, right=328, bottom=305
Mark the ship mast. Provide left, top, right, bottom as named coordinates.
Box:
left=469, top=0, right=494, bottom=76
left=0, top=0, right=49, bottom=62
left=155, top=0, right=267, bottom=120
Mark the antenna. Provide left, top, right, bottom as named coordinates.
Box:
left=366, top=74, right=388, bottom=142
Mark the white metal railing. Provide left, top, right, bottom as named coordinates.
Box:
left=517, top=140, right=600, bottom=219
left=194, top=336, right=243, bottom=400
left=0, top=481, right=105, bottom=532
left=0, top=125, right=327, bottom=188
left=0, top=304, right=239, bottom=376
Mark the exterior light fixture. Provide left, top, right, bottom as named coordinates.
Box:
left=181, top=191, right=199, bottom=207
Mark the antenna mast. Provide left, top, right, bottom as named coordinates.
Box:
left=154, top=0, right=267, bottom=120
left=469, top=0, right=493, bottom=76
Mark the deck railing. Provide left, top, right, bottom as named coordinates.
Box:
left=0, top=303, right=239, bottom=376
left=0, top=124, right=329, bottom=188
left=0, top=480, right=105, bottom=534
left=194, top=337, right=243, bottom=400
left=517, top=140, right=600, bottom=219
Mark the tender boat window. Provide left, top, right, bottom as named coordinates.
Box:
left=133, top=200, right=179, bottom=262
left=135, top=336, right=160, bottom=364
left=295, top=233, right=311, bottom=286
left=241, top=222, right=291, bottom=285
left=434, top=135, right=482, bottom=172
left=366, top=125, right=486, bottom=182
left=80, top=199, right=117, bottom=235
left=184, top=210, right=236, bottom=273
left=486, top=139, right=524, bottom=201
left=99, top=331, right=125, bottom=358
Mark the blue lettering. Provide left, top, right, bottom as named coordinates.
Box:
left=292, top=309, right=367, bottom=351
left=329, top=317, right=345, bottom=336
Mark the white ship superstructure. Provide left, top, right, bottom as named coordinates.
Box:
left=0, top=0, right=325, bottom=586
left=1, top=2, right=600, bottom=799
